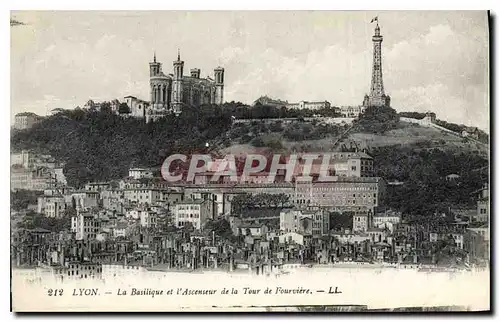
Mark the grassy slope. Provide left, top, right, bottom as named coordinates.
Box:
left=222, top=121, right=488, bottom=155
left=345, top=122, right=488, bottom=154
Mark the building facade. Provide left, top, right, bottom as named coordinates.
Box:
left=146, top=51, right=224, bottom=122
left=286, top=101, right=331, bottom=110
left=280, top=207, right=329, bottom=236
left=476, top=183, right=489, bottom=223
left=11, top=150, right=32, bottom=168
left=37, top=196, right=67, bottom=218
left=71, top=212, right=100, bottom=241
left=11, top=166, right=54, bottom=191
left=173, top=199, right=212, bottom=230
left=14, top=112, right=41, bottom=130
left=252, top=96, right=288, bottom=108
left=293, top=177, right=385, bottom=213
left=128, top=168, right=155, bottom=180
left=337, top=106, right=367, bottom=118
left=353, top=213, right=369, bottom=232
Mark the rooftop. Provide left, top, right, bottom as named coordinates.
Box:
left=175, top=199, right=207, bottom=205
left=15, top=112, right=39, bottom=117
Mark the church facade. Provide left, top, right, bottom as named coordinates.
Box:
left=147, top=51, right=224, bottom=122
left=124, top=51, right=225, bottom=123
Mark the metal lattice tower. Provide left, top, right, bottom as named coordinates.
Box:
left=370, top=23, right=384, bottom=98
left=364, top=21, right=390, bottom=108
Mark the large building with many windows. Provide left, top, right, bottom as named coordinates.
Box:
left=14, top=112, right=42, bottom=130
left=293, top=176, right=385, bottom=213
left=71, top=212, right=100, bottom=241
left=173, top=199, right=213, bottom=230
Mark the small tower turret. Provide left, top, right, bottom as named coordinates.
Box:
left=149, top=52, right=161, bottom=77
left=214, top=67, right=224, bottom=105
left=173, top=49, right=184, bottom=80
left=190, top=68, right=200, bottom=79
left=172, top=49, right=185, bottom=114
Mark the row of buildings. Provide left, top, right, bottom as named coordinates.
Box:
left=11, top=23, right=489, bottom=282
left=12, top=145, right=490, bottom=281
left=11, top=150, right=67, bottom=191
left=252, top=96, right=367, bottom=118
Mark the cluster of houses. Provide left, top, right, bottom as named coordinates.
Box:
left=11, top=150, right=67, bottom=191
left=11, top=147, right=490, bottom=283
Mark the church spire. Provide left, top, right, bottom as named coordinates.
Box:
left=177, top=48, right=181, bottom=61
left=154, top=51, right=156, bottom=63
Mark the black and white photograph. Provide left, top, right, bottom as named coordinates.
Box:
left=9, top=10, right=490, bottom=312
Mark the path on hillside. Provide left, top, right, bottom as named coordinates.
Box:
left=333, top=120, right=488, bottom=154
left=331, top=123, right=356, bottom=151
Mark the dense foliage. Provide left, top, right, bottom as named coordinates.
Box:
left=203, top=218, right=236, bottom=241
left=11, top=190, right=42, bottom=211
left=17, top=212, right=71, bottom=232
left=229, top=119, right=346, bottom=147
left=399, top=111, right=489, bottom=144
left=329, top=212, right=353, bottom=231
left=11, top=105, right=232, bottom=187
left=371, top=146, right=488, bottom=222
left=398, top=111, right=428, bottom=119
left=231, top=193, right=290, bottom=213
left=435, top=119, right=489, bottom=144
left=354, top=105, right=400, bottom=134
left=222, top=101, right=342, bottom=119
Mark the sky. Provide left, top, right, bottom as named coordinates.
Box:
left=10, top=11, right=489, bottom=131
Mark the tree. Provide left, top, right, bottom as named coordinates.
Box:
left=204, top=218, right=234, bottom=240
left=231, top=194, right=252, bottom=214
left=11, top=190, right=41, bottom=211
left=17, top=213, right=71, bottom=232
left=182, top=222, right=195, bottom=232
left=118, top=103, right=131, bottom=114
left=71, top=197, right=77, bottom=210
left=100, top=102, right=112, bottom=114
left=355, top=105, right=399, bottom=134
left=250, top=137, right=265, bottom=147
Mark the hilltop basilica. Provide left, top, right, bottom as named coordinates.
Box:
left=103, top=21, right=388, bottom=123
left=125, top=51, right=225, bottom=123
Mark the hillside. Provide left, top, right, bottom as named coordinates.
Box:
left=11, top=105, right=232, bottom=187
left=341, top=122, right=488, bottom=155
left=11, top=104, right=489, bottom=222
left=223, top=105, right=488, bottom=156
left=221, top=105, right=489, bottom=221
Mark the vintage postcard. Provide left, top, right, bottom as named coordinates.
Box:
left=10, top=11, right=490, bottom=312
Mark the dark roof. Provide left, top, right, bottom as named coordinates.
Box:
left=29, top=228, right=52, bottom=233
left=176, top=199, right=208, bottom=205
left=16, top=112, right=39, bottom=117
left=240, top=208, right=283, bottom=218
